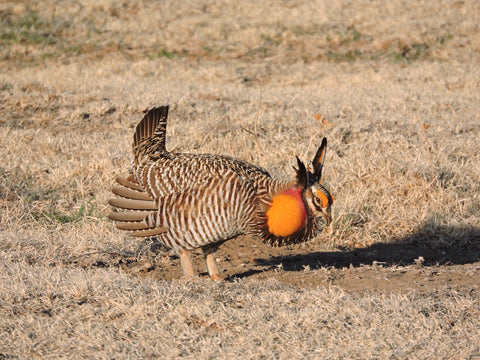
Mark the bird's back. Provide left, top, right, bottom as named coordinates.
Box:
left=134, top=152, right=283, bottom=199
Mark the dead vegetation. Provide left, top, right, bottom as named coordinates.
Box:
left=1, top=262, right=479, bottom=358
left=1, top=0, right=479, bottom=358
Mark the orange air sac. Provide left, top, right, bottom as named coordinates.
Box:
left=266, top=188, right=307, bottom=237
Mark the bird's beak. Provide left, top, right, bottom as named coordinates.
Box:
left=325, top=214, right=332, bottom=226
left=314, top=213, right=332, bottom=231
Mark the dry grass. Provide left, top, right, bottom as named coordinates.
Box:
left=1, top=0, right=480, bottom=358
left=1, top=262, right=479, bottom=359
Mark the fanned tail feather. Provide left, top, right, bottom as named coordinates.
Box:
left=108, top=175, right=167, bottom=237
left=108, top=211, right=150, bottom=221
left=115, top=222, right=154, bottom=230
left=112, top=186, right=152, bottom=200
left=108, top=198, right=158, bottom=210
left=115, top=175, right=143, bottom=191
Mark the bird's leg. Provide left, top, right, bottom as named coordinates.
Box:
left=202, top=248, right=221, bottom=281
left=178, top=249, right=196, bottom=279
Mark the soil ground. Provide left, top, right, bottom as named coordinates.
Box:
left=74, top=234, right=480, bottom=294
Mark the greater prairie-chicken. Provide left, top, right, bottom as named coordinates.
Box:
left=108, top=105, right=333, bottom=280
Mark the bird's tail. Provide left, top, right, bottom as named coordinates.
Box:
left=108, top=174, right=168, bottom=237
left=132, top=105, right=169, bottom=165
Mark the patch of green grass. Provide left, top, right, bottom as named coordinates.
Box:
left=0, top=168, right=44, bottom=201
left=1, top=30, right=17, bottom=43
left=290, top=24, right=320, bottom=36
left=351, top=28, right=362, bottom=42
left=0, top=9, right=61, bottom=46
left=17, top=10, right=43, bottom=29
left=156, top=48, right=175, bottom=59
left=145, top=48, right=177, bottom=60
left=437, top=34, right=453, bottom=45
left=200, top=45, right=230, bottom=57
left=389, top=43, right=430, bottom=63
left=261, top=34, right=281, bottom=47
left=335, top=212, right=369, bottom=232
left=245, top=46, right=274, bottom=58
left=326, top=49, right=362, bottom=62
left=42, top=197, right=96, bottom=224
left=338, top=27, right=363, bottom=45
left=40, top=52, right=55, bottom=61
left=64, top=43, right=84, bottom=55
left=326, top=39, right=435, bottom=63
left=201, top=45, right=214, bottom=54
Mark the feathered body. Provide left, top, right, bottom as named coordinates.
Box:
left=109, top=105, right=333, bottom=280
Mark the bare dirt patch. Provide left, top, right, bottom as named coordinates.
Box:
left=72, top=233, right=480, bottom=295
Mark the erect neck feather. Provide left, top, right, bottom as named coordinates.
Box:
left=266, top=187, right=307, bottom=237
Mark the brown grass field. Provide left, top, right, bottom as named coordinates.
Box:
left=1, top=0, right=480, bottom=358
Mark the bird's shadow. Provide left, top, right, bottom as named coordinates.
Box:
left=227, top=220, right=480, bottom=280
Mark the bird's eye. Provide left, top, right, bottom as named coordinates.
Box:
left=315, top=190, right=329, bottom=208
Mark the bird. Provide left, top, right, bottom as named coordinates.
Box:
left=108, top=105, right=333, bottom=280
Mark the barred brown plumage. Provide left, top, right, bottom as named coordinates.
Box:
left=108, top=105, right=334, bottom=280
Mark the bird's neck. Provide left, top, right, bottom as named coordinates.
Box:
left=265, top=187, right=307, bottom=237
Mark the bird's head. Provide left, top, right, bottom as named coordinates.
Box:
left=297, top=137, right=334, bottom=230
left=262, top=138, right=333, bottom=245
